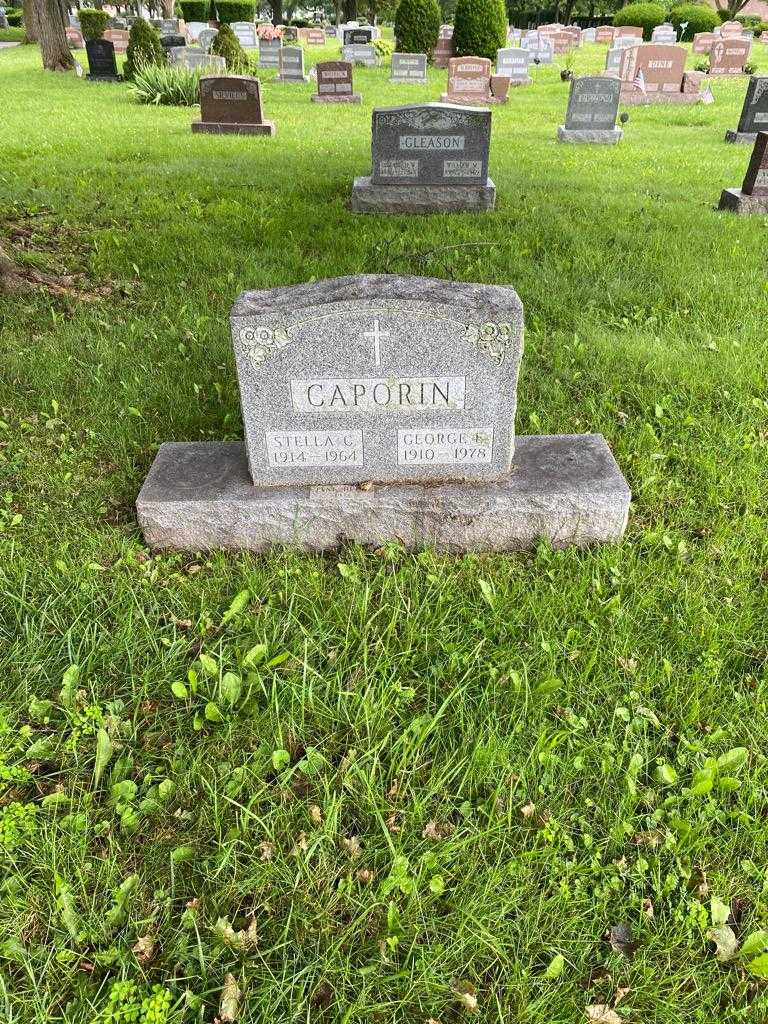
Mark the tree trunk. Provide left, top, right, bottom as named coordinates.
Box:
left=161, top=0, right=174, bottom=17
left=23, top=0, right=40, bottom=42
left=270, top=0, right=282, bottom=22
left=34, top=0, right=74, bottom=70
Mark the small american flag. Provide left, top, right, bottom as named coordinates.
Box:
left=633, top=69, right=646, bottom=94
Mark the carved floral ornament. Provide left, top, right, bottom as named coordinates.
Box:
left=236, top=319, right=513, bottom=367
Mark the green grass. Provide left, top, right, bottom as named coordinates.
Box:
left=0, top=27, right=23, bottom=41
left=1, top=37, right=768, bottom=1024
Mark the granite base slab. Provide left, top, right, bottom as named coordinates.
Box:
left=276, top=73, right=310, bottom=82
left=311, top=93, right=362, bottom=103
left=725, top=129, right=757, bottom=143
left=136, top=434, right=631, bottom=553
left=351, top=176, right=496, bottom=213
left=87, top=74, right=123, bottom=82
left=718, top=187, right=768, bottom=214
left=439, top=92, right=505, bottom=105
left=191, top=121, right=275, bottom=135
left=557, top=125, right=623, bottom=144
left=619, top=91, right=702, bottom=105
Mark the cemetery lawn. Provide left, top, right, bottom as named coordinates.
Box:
left=1, top=38, right=768, bottom=1024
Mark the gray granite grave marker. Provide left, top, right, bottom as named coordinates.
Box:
left=231, top=21, right=257, bottom=47
left=558, top=75, right=622, bottom=142
left=137, top=274, right=631, bottom=551
left=259, top=36, right=281, bottom=67
left=391, top=52, right=428, bottom=84
left=277, top=44, right=309, bottom=81
left=726, top=76, right=768, bottom=142
left=351, top=103, right=496, bottom=213
left=198, top=28, right=218, bottom=53
left=496, top=46, right=531, bottom=85
left=342, top=42, right=378, bottom=66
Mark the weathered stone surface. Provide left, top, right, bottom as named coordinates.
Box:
left=136, top=435, right=631, bottom=552
left=562, top=74, right=620, bottom=132
left=351, top=176, right=496, bottom=212
left=229, top=275, right=519, bottom=485
left=192, top=75, right=275, bottom=135
left=391, top=52, right=427, bottom=84
left=557, top=126, right=623, bottom=143
left=718, top=187, right=768, bottom=213
left=725, top=130, right=758, bottom=143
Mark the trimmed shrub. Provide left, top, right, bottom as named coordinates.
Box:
left=79, top=9, right=111, bottom=40
left=179, top=1, right=209, bottom=20
left=123, top=18, right=164, bottom=80
left=129, top=61, right=204, bottom=104
left=612, top=3, right=665, bottom=40
left=394, top=0, right=440, bottom=55
left=214, top=0, right=256, bottom=24
left=374, top=37, right=394, bottom=58
left=290, top=17, right=312, bottom=25
left=670, top=3, right=719, bottom=38
left=210, top=22, right=249, bottom=70
left=6, top=8, right=23, bottom=25
left=453, top=0, right=506, bottom=59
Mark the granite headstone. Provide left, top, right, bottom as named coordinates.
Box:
left=558, top=75, right=622, bottom=142
left=496, top=46, right=531, bottom=84
left=720, top=131, right=768, bottom=212
left=726, top=75, right=768, bottom=142
left=259, top=37, right=281, bottom=67
left=391, top=52, right=428, bottom=84
left=311, top=60, right=361, bottom=103
left=192, top=74, right=275, bottom=134
left=86, top=39, right=122, bottom=81
left=709, top=38, right=751, bottom=75
left=277, top=45, right=309, bottom=81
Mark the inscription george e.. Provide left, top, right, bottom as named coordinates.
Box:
left=290, top=376, right=466, bottom=411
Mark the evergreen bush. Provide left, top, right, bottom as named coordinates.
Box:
left=452, top=0, right=506, bottom=60
left=79, top=9, right=111, bottom=40
left=179, top=1, right=209, bottom=20
left=123, top=18, right=164, bottom=80
left=210, top=22, right=249, bottom=70
left=670, top=2, right=719, bottom=38
left=6, top=8, right=23, bottom=25
left=214, top=0, right=256, bottom=24
left=612, top=2, right=665, bottom=40
left=394, top=0, right=440, bottom=56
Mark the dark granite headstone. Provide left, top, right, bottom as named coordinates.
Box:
left=312, top=60, right=361, bottom=103
left=86, top=39, right=121, bottom=81
left=344, top=27, right=372, bottom=44
left=738, top=76, right=768, bottom=134
left=160, top=33, right=186, bottom=52
left=192, top=74, right=275, bottom=135
left=743, top=131, right=768, bottom=194
left=564, top=75, right=620, bottom=130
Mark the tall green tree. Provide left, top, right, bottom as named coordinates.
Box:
left=453, top=0, right=506, bottom=58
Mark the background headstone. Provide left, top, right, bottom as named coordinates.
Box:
left=103, top=28, right=129, bottom=53
left=496, top=46, right=531, bottom=85
left=197, top=28, right=218, bottom=53
left=311, top=60, right=361, bottom=103
left=342, top=43, right=377, bottom=66
left=558, top=75, right=622, bottom=142
left=619, top=43, right=687, bottom=98
left=720, top=131, right=768, bottom=212
left=595, top=25, right=614, bottom=44
left=726, top=76, right=768, bottom=142
left=692, top=31, right=715, bottom=54
left=709, top=38, right=751, bottom=76
left=391, top=52, right=428, bottom=84
left=259, top=36, right=281, bottom=66
left=442, top=56, right=491, bottom=104
left=231, top=21, right=257, bottom=47
left=343, top=27, right=372, bottom=44
left=192, top=74, right=275, bottom=135
left=651, top=22, right=677, bottom=44
left=277, top=45, right=309, bottom=82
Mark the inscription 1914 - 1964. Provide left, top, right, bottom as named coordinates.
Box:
left=229, top=275, right=523, bottom=486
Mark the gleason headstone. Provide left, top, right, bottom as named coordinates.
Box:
left=391, top=52, right=428, bottom=84
left=137, top=273, right=630, bottom=551
left=192, top=75, right=275, bottom=135
left=720, top=131, right=768, bottom=213
left=277, top=45, right=309, bottom=81
left=311, top=60, right=361, bottom=103
left=441, top=56, right=492, bottom=104
left=85, top=39, right=122, bottom=82
left=351, top=103, right=495, bottom=213
left=726, top=75, right=768, bottom=142
left=496, top=46, right=531, bottom=85
left=709, top=37, right=751, bottom=76
left=259, top=36, right=281, bottom=67
left=557, top=75, right=622, bottom=143
left=231, top=21, right=257, bottom=47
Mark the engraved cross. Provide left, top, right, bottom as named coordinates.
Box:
left=364, top=318, right=389, bottom=367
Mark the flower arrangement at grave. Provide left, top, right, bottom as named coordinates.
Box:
left=79, top=8, right=111, bottom=40
left=452, top=0, right=507, bottom=60
left=670, top=2, right=719, bottom=40
left=612, top=2, right=665, bottom=40
left=257, top=23, right=282, bottom=38
left=211, top=22, right=251, bottom=72
left=394, top=0, right=440, bottom=58
left=123, top=18, right=165, bottom=80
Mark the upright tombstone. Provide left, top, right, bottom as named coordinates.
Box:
left=198, top=27, right=218, bottom=52
left=304, top=27, right=325, bottom=45
left=709, top=37, right=751, bottom=76
left=726, top=75, right=768, bottom=142
left=496, top=46, right=532, bottom=85
left=343, top=26, right=372, bottom=44
left=192, top=74, right=275, bottom=135
left=692, top=31, right=715, bottom=54
left=441, top=56, right=492, bottom=105
left=522, top=32, right=553, bottom=64
left=342, top=42, right=378, bottom=65
left=391, top=52, right=428, bottom=84
left=160, top=33, right=186, bottom=55
left=433, top=26, right=455, bottom=68
left=720, top=131, right=768, bottom=213
left=311, top=60, right=361, bottom=103
left=582, top=27, right=596, bottom=43
left=103, top=28, right=129, bottom=52
left=557, top=75, right=622, bottom=143
left=720, top=19, right=743, bottom=37
left=85, top=39, right=122, bottom=82
left=184, top=21, right=208, bottom=41
left=282, top=25, right=298, bottom=42
left=651, top=22, right=676, bottom=44
left=351, top=103, right=495, bottom=214
left=614, top=25, right=642, bottom=39
left=595, top=25, right=614, bottom=44
left=277, top=45, right=309, bottom=81
left=231, top=21, right=257, bottom=47
left=136, top=273, right=631, bottom=551
left=65, top=26, right=85, bottom=47
left=619, top=43, right=699, bottom=103
left=550, top=30, right=575, bottom=53
left=259, top=36, right=281, bottom=67
left=170, top=47, right=226, bottom=70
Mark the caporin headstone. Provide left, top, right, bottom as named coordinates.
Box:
left=137, top=274, right=630, bottom=551
left=192, top=74, right=275, bottom=135
left=720, top=131, right=768, bottom=213
left=351, top=103, right=495, bottom=213
left=311, top=60, right=361, bottom=103
left=557, top=75, right=622, bottom=143
left=726, top=75, right=768, bottom=142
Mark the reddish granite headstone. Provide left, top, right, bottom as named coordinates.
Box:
left=720, top=20, right=743, bottom=38
left=709, top=38, right=751, bottom=76
left=619, top=43, right=686, bottom=95
left=65, top=26, right=85, bottom=47
left=103, top=28, right=129, bottom=53
left=550, top=30, right=575, bottom=54
left=312, top=60, right=361, bottom=103
left=742, top=131, right=768, bottom=194
left=442, top=56, right=491, bottom=104
left=192, top=75, right=275, bottom=135
left=615, top=25, right=642, bottom=39
left=433, top=29, right=455, bottom=69
left=595, top=25, right=615, bottom=44
left=692, top=31, right=715, bottom=54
